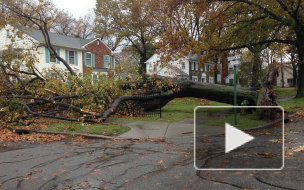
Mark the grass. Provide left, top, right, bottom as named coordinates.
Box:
left=202, top=112, right=266, bottom=129
left=111, top=98, right=231, bottom=123
left=274, top=87, right=304, bottom=112
left=278, top=97, right=304, bottom=112
left=44, top=121, right=130, bottom=136
left=274, top=87, right=297, bottom=99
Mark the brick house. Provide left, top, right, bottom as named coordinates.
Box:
left=80, top=38, right=114, bottom=78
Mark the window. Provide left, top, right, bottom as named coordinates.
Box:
left=97, top=41, right=100, bottom=46
left=69, top=51, right=75, bottom=64
left=86, top=53, right=92, bottom=67
left=201, top=78, right=205, bottom=83
left=181, top=62, right=185, bottom=69
left=104, top=55, right=111, bottom=68
left=287, top=78, right=293, bottom=85
left=191, top=62, right=199, bottom=71
left=192, top=76, right=198, bottom=82
left=190, top=62, right=194, bottom=70
left=229, top=79, right=233, bottom=84
left=93, top=74, right=98, bottom=80
left=153, top=65, right=157, bottom=72
left=209, top=77, right=214, bottom=84
left=50, top=52, right=56, bottom=63
left=11, top=76, right=17, bottom=84
left=229, top=68, right=233, bottom=74
left=51, top=73, right=57, bottom=79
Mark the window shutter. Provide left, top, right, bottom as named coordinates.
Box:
left=65, top=50, right=68, bottom=63
left=45, top=47, right=50, bottom=63
left=110, top=56, right=113, bottom=68
left=92, top=53, right=95, bottom=67
left=103, top=55, right=106, bottom=68
left=56, top=48, right=60, bottom=64
left=84, top=52, right=87, bottom=66
left=75, top=51, right=78, bottom=66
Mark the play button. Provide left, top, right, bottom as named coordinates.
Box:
left=225, top=123, right=255, bottom=153
left=195, top=106, right=284, bottom=170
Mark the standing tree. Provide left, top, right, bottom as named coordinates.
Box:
left=51, top=10, right=76, bottom=36
left=94, top=0, right=161, bottom=74
left=157, top=0, right=304, bottom=98
left=73, top=12, right=95, bottom=39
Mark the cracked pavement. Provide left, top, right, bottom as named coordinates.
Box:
left=0, top=118, right=303, bottom=190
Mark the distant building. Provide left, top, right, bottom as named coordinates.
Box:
left=145, top=54, right=190, bottom=80
left=224, top=55, right=241, bottom=84
left=276, top=64, right=294, bottom=87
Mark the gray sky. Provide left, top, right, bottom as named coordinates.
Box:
left=52, top=0, right=96, bottom=18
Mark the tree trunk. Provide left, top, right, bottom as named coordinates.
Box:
left=259, top=64, right=279, bottom=120
left=101, top=81, right=258, bottom=121
left=251, top=52, right=261, bottom=90
left=296, top=51, right=304, bottom=98
left=292, top=63, right=298, bottom=87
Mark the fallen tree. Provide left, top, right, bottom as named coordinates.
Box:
left=0, top=0, right=259, bottom=127
left=1, top=75, right=259, bottom=125
left=101, top=80, right=258, bottom=121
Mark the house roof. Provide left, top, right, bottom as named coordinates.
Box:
left=80, top=38, right=96, bottom=47
left=26, top=29, right=95, bottom=50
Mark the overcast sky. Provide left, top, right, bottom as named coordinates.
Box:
left=52, top=0, right=96, bottom=19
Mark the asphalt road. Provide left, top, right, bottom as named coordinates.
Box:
left=0, top=118, right=303, bottom=190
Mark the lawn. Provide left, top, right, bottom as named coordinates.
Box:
left=201, top=111, right=266, bottom=129
left=274, top=87, right=304, bottom=112
left=9, top=118, right=130, bottom=137
left=111, top=98, right=231, bottom=123
left=274, top=87, right=297, bottom=99
left=44, top=121, right=130, bottom=136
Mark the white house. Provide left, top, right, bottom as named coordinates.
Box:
left=0, top=25, right=84, bottom=78
left=277, top=64, right=294, bottom=87
left=225, top=55, right=241, bottom=84
left=145, top=53, right=196, bottom=80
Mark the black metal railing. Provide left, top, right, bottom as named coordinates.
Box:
left=116, top=90, right=162, bottom=118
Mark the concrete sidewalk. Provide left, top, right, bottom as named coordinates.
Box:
left=114, top=119, right=224, bottom=139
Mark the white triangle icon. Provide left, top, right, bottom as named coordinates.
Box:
left=225, top=123, right=255, bottom=153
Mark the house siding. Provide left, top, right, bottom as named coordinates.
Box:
left=83, top=39, right=113, bottom=76
left=35, top=47, right=83, bottom=76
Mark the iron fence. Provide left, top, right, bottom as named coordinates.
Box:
left=116, top=90, right=162, bottom=118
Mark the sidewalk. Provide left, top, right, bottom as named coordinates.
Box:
left=110, top=115, right=225, bottom=140
left=115, top=121, right=224, bottom=139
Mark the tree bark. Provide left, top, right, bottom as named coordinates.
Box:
left=259, top=64, right=279, bottom=120
left=296, top=49, right=304, bottom=98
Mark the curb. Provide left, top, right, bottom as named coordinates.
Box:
left=10, top=128, right=115, bottom=140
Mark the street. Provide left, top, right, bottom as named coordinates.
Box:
left=0, top=118, right=303, bottom=190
